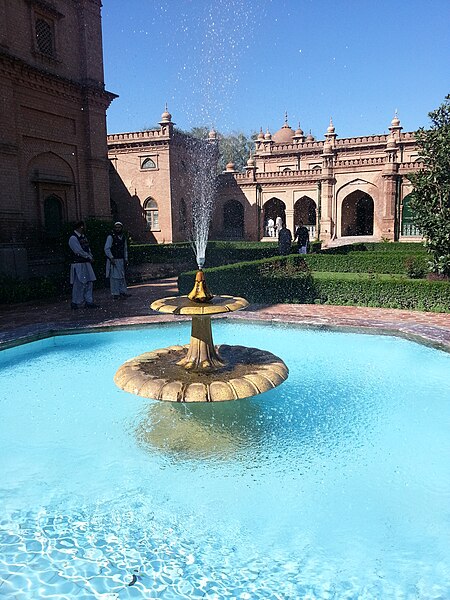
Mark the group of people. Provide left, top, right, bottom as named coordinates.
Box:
left=266, top=216, right=284, bottom=238
left=69, top=220, right=130, bottom=309
left=278, top=221, right=310, bottom=256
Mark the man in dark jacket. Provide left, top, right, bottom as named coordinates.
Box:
left=294, top=221, right=309, bottom=254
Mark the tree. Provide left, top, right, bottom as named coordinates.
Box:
left=407, top=94, right=450, bottom=276
left=184, top=127, right=255, bottom=173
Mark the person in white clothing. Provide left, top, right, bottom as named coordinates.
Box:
left=275, top=215, right=283, bottom=236
left=68, top=221, right=98, bottom=309
left=266, top=218, right=275, bottom=237
left=104, top=222, right=130, bottom=299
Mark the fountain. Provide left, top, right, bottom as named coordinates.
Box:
left=114, top=133, right=288, bottom=402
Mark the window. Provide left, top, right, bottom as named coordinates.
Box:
left=141, top=157, right=156, bottom=170
left=35, top=18, right=54, bottom=57
left=144, top=198, right=159, bottom=230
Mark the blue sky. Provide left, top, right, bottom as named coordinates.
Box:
left=102, top=0, right=450, bottom=139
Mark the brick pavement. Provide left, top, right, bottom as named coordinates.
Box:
left=1, top=278, right=450, bottom=351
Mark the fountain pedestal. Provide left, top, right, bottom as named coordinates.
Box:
left=114, top=294, right=289, bottom=402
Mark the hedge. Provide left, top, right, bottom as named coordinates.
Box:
left=304, top=252, right=428, bottom=275
left=0, top=275, right=64, bottom=304
left=129, top=240, right=322, bottom=267
left=323, top=241, right=426, bottom=254
left=178, top=255, right=450, bottom=312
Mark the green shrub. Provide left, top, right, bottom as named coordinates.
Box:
left=404, top=256, right=426, bottom=279
left=178, top=255, right=314, bottom=303
left=179, top=255, right=450, bottom=312
left=0, top=275, right=64, bottom=304
left=322, top=242, right=425, bottom=254
left=304, top=252, right=428, bottom=275
left=130, top=240, right=322, bottom=268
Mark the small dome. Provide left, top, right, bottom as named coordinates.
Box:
left=264, top=128, right=272, bottom=140
left=225, top=161, right=236, bottom=172
left=386, top=134, right=397, bottom=148
left=160, top=104, right=172, bottom=122
left=257, top=128, right=265, bottom=140
left=246, top=155, right=256, bottom=167
left=326, top=117, right=335, bottom=134
left=306, top=131, right=314, bottom=142
left=208, top=128, right=217, bottom=140
left=391, top=111, right=401, bottom=127
left=294, top=122, right=304, bottom=136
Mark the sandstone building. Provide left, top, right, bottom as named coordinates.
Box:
left=0, top=0, right=116, bottom=275
left=109, top=111, right=422, bottom=247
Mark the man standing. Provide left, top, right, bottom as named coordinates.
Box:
left=267, top=217, right=275, bottom=237
left=294, top=221, right=310, bottom=254
left=104, top=221, right=130, bottom=299
left=278, top=225, right=292, bottom=255
left=68, top=221, right=98, bottom=309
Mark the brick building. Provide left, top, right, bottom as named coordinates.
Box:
left=109, top=110, right=423, bottom=247
left=108, top=109, right=218, bottom=244
left=0, top=0, right=116, bottom=275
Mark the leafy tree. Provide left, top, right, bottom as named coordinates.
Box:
left=183, top=127, right=255, bottom=172
left=408, top=94, right=450, bottom=276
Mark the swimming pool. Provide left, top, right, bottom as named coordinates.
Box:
left=1, top=321, right=450, bottom=599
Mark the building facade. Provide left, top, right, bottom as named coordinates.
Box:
left=109, top=111, right=423, bottom=247
left=216, top=114, right=423, bottom=246
left=0, top=0, right=115, bottom=274
left=108, top=110, right=218, bottom=244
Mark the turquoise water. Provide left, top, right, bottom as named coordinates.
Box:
left=1, top=321, right=450, bottom=599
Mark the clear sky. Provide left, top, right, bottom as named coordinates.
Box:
left=102, top=0, right=450, bottom=139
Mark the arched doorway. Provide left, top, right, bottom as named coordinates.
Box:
left=294, top=196, right=317, bottom=239
left=223, top=199, right=244, bottom=239
left=341, top=190, right=374, bottom=236
left=44, top=194, right=63, bottom=238
left=263, top=197, right=286, bottom=237
left=401, top=194, right=419, bottom=237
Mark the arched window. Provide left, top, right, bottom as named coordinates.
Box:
left=141, top=157, right=156, bottom=170
left=36, top=19, right=54, bottom=57
left=44, top=194, right=63, bottom=237
left=144, top=197, right=159, bottom=230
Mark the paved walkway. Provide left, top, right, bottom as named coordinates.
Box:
left=1, top=278, right=450, bottom=351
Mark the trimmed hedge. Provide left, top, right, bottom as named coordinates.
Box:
left=304, top=252, right=428, bottom=275
left=178, top=255, right=450, bottom=312
left=323, top=242, right=426, bottom=254
left=129, top=240, right=322, bottom=267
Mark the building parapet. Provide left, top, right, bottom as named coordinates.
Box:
left=107, top=130, right=163, bottom=142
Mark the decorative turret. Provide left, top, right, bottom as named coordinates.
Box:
left=324, top=117, right=337, bottom=145
left=244, top=152, right=257, bottom=180
left=159, top=103, right=174, bottom=136
left=264, top=127, right=272, bottom=141
left=208, top=127, right=218, bottom=142
left=293, top=122, right=305, bottom=143
left=224, top=161, right=236, bottom=173
left=384, top=132, right=398, bottom=164
left=305, top=130, right=315, bottom=142
left=388, top=110, right=403, bottom=140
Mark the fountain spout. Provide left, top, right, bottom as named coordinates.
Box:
left=187, top=269, right=214, bottom=303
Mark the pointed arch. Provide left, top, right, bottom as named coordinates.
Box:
left=341, top=190, right=374, bottom=236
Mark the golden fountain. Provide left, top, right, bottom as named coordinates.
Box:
left=114, top=270, right=288, bottom=402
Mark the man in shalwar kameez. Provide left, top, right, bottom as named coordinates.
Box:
left=104, top=222, right=130, bottom=299
left=68, top=221, right=98, bottom=309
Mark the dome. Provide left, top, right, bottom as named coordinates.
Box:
left=246, top=155, right=256, bottom=167
left=225, top=161, right=236, bottom=172
left=273, top=123, right=295, bottom=143
left=391, top=111, right=401, bottom=127
left=208, top=128, right=217, bottom=140
left=326, top=118, right=335, bottom=134
left=257, top=128, right=265, bottom=140
left=294, top=123, right=304, bottom=136
left=264, top=128, right=272, bottom=141
left=306, top=131, right=314, bottom=142
left=160, top=104, right=172, bottom=122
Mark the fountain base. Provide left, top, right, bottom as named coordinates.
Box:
left=114, top=344, right=288, bottom=402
